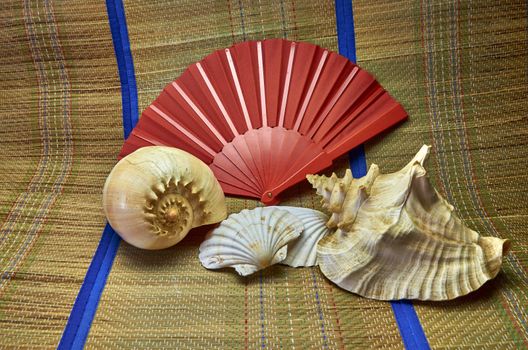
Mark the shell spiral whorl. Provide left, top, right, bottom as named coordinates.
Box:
left=144, top=177, right=209, bottom=238
left=103, top=146, right=227, bottom=250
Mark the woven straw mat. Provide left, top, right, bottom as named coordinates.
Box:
left=0, top=0, right=526, bottom=349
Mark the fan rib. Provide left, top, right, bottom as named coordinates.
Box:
left=170, top=82, right=228, bottom=145
left=257, top=42, right=267, bottom=127
left=270, top=129, right=308, bottom=186
left=307, top=66, right=359, bottom=139
left=210, top=163, right=261, bottom=197
left=298, top=54, right=349, bottom=136
left=231, top=136, right=265, bottom=191
left=326, top=105, right=406, bottom=158
left=318, top=88, right=384, bottom=146
left=232, top=42, right=262, bottom=130
left=195, top=63, right=240, bottom=139
left=292, top=50, right=329, bottom=131
left=225, top=48, right=253, bottom=131
left=255, top=128, right=271, bottom=191
left=215, top=177, right=260, bottom=198
left=128, top=112, right=215, bottom=162
left=213, top=164, right=262, bottom=195
left=278, top=43, right=296, bottom=127
left=262, top=128, right=274, bottom=190
left=212, top=145, right=262, bottom=192
left=134, top=132, right=162, bottom=146
left=267, top=128, right=288, bottom=188
left=119, top=134, right=158, bottom=159
left=282, top=140, right=323, bottom=181
left=263, top=39, right=286, bottom=127
left=120, top=39, right=408, bottom=204
left=262, top=152, right=332, bottom=204
left=243, top=134, right=267, bottom=192
left=222, top=148, right=262, bottom=191
left=149, top=105, right=216, bottom=157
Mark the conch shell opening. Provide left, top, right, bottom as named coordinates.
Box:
left=308, top=145, right=510, bottom=301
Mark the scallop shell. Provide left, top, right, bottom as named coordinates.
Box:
left=277, top=207, right=330, bottom=267
left=103, top=146, right=227, bottom=250
left=199, top=207, right=303, bottom=276
left=307, top=145, right=510, bottom=301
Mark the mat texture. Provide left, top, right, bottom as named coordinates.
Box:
left=0, top=0, right=123, bottom=348
left=354, top=0, right=528, bottom=348
left=0, top=0, right=526, bottom=349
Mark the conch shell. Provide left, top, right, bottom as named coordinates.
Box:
left=103, top=146, right=227, bottom=250
left=307, top=145, right=510, bottom=301
left=199, top=207, right=303, bottom=276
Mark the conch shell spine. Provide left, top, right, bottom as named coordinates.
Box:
left=308, top=145, right=510, bottom=301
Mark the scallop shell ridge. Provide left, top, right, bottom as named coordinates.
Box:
left=199, top=207, right=303, bottom=276
left=276, top=206, right=331, bottom=267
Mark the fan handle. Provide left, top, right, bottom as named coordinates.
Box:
left=260, top=152, right=332, bottom=205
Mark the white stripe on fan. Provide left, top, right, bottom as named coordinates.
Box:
left=257, top=41, right=267, bottom=127
left=322, top=66, right=359, bottom=116
left=196, top=63, right=239, bottom=137
left=225, top=48, right=253, bottom=130
left=307, top=66, right=360, bottom=138
left=135, top=133, right=162, bottom=145
left=150, top=104, right=216, bottom=157
left=278, top=42, right=296, bottom=127
left=171, top=81, right=228, bottom=145
left=293, top=50, right=329, bottom=131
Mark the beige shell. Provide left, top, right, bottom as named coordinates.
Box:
left=199, top=207, right=303, bottom=276
left=307, top=145, right=510, bottom=301
left=103, top=146, right=227, bottom=250
left=278, top=206, right=330, bottom=268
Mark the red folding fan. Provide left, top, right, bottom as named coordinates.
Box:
left=120, top=39, right=407, bottom=204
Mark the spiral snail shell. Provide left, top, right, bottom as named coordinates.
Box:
left=103, top=146, right=227, bottom=250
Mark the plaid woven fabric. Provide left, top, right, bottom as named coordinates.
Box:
left=0, top=0, right=526, bottom=348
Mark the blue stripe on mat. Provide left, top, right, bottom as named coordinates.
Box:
left=392, top=300, right=431, bottom=349
left=58, top=225, right=121, bottom=349
left=58, top=0, right=138, bottom=348
left=107, top=0, right=138, bottom=139
left=334, top=1, right=430, bottom=349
